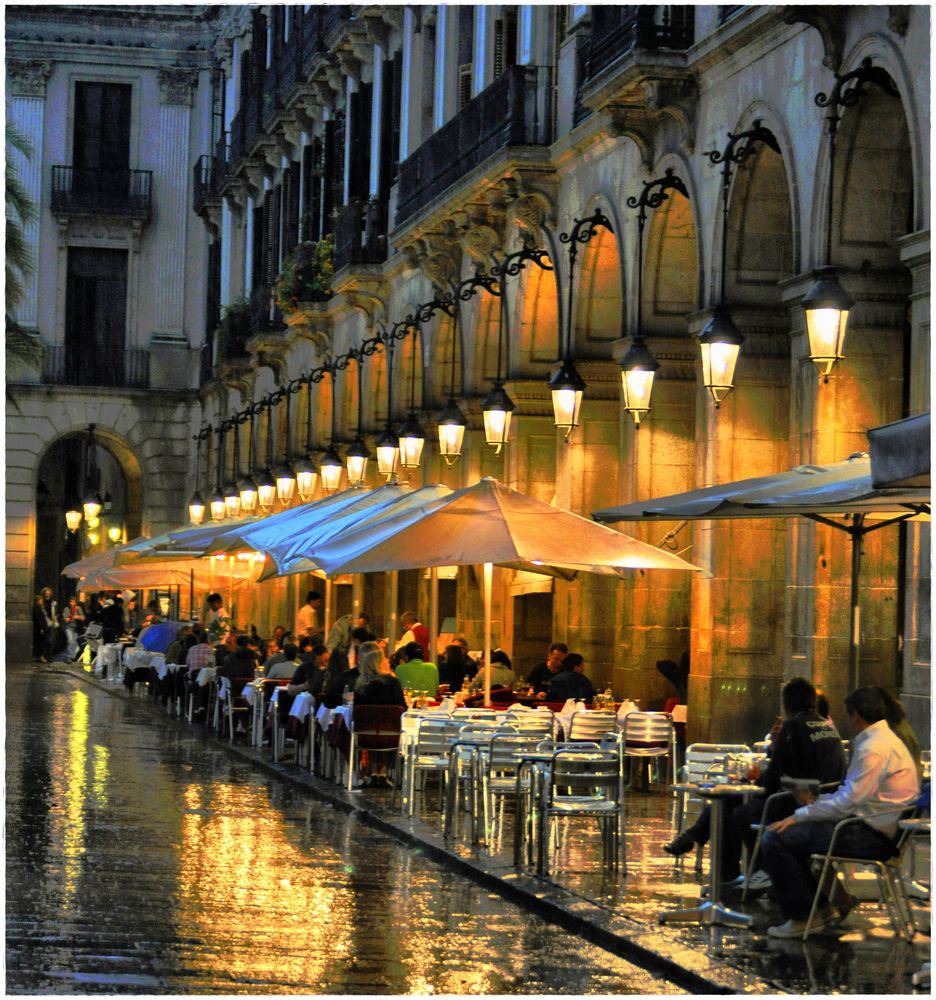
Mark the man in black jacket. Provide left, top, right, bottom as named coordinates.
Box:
left=664, top=677, right=845, bottom=885
left=526, top=642, right=568, bottom=695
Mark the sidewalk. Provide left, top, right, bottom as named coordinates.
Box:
left=55, top=662, right=930, bottom=995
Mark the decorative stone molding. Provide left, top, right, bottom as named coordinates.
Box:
left=782, top=7, right=845, bottom=71
left=887, top=6, right=911, bottom=35
left=605, top=76, right=698, bottom=166
left=283, top=302, right=332, bottom=355
left=7, top=59, right=51, bottom=97
left=158, top=66, right=198, bottom=106
left=461, top=224, right=502, bottom=267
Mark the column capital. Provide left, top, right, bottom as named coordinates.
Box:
left=158, top=66, right=198, bottom=106
left=7, top=59, right=51, bottom=98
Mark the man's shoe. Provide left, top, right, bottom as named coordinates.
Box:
left=663, top=831, right=697, bottom=856
left=767, top=918, right=808, bottom=939
left=745, top=869, right=773, bottom=892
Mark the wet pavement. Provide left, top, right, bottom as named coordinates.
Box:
left=8, top=662, right=930, bottom=995
left=6, top=665, right=685, bottom=995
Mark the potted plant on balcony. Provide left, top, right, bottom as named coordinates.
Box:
left=213, top=297, right=251, bottom=364
left=275, top=234, right=334, bottom=313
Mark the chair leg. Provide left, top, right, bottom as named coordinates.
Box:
left=803, top=856, right=835, bottom=939
left=346, top=735, right=356, bottom=791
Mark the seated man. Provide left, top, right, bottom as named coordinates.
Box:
left=664, top=677, right=845, bottom=888
left=760, top=686, right=920, bottom=938
left=394, top=641, right=440, bottom=695
left=545, top=653, right=595, bottom=703
left=526, top=642, right=568, bottom=696
left=266, top=642, right=300, bottom=680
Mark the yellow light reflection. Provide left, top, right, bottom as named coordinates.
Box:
left=91, top=744, right=110, bottom=807
left=62, top=689, right=89, bottom=910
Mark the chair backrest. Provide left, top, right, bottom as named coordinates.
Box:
left=536, top=738, right=600, bottom=754
left=683, top=743, right=751, bottom=782
left=353, top=704, right=405, bottom=734
left=623, top=711, right=674, bottom=744
left=568, top=710, right=618, bottom=742
left=506, top=708, right=557, bottom=737
left=548, top=749, right=620, bottom=799
left=83, top=622, right=103, bottom=640
left=487, top=732, right=547, bottom=771
left=414, top=717, right=462, bottom=754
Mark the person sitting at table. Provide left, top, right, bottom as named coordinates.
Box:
left=165, top=625, right=192, bottom=666
left=393, top=611, right=430, bottom=660
left=759, top=685, right=920, bottom=938
left=545, top=653, right=595, bottom=703
left=468, top=649, right=518, bottom=695
left=876, top=686, right=923, bottom=778
left=350, top=642, right=405, bottom=787
left=99, top=595, right=126, bottom=644
left=526, top=642, right=568, bottom=696
left=439, top=643, right=476, bottom=692
left=266, top=642, right=301, bottom=680
left=395, top=641, right=440, bottom=696
left=184, top=629, right=216, bottom=718
left=322, top=648, right=357, bottom=709
left=664, top=677, right=846, bottom=891
left=218, top=634, right=258, bottom=682
left=286, top=644, right=328, bottom=695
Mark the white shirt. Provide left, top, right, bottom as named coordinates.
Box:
left=793, top=719, right=919, bottom=837
left=296, top=603, right=318, bottom=636
left=394, top=628, right=416, bottom=653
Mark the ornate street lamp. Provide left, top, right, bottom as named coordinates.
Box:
left=436, top=290, right=468, bottom=466
left=295, top=372, right=320, bottom=501
left=256, top=395, right=278, bottom=511
left=210, top=422, right=226, bottom=521
left=375, top=327, right=400, bottom=479
left=344, top=347, right=372, bottom=487
left=806, top=58, right=895, bottom=380
left=552, top=210, right=613, bottom=439
left=398, top=322, right=426, bottom=470
left=275, top=383, right=298, bottom=504
left=65, top=502, right=82, bottom=534
left=188, top=424, right=209, bottom=525
left=81, top=424, right=103, bottom=521
left=481, top=270, right=514, bottom=453
left=622, top=169, right=687, bottom=426
left=700, top=121, right=778, bottom=405
left=320, top=361, right=344, bottom=493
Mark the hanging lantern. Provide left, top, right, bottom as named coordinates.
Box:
left=238, top=476, right=258, bottom=515
left=481, top=381, right=515, bottom=453
left=188, top=491, right=206, bottom=525
left=345, top=438, right=371, bottom=487
left=802, top=269, right=853, bottom=380
left=698, top=306, right=745, bottom=407
left=436, top=399, right=467, bottom=466
left=65, top=503, right=83, bottom=533
left=107, top=525, right=123, bottom=543
left=619, top=338, right=659, bottom=426
left=275, top=462, right=297, bottom=505
left=548, top=360, right=585, bottom=440
left=223, top=481, right=241, bottom=518
left=294, top=453, right=319, bottom=501
left=209, top=490, right=226, bottom=522
left=256, top=468, right=276, bottom=512
left=376, top=427, right=400, bottom=478
left=82, top=491, right=102, bottom=522
left=398, top=413, right=426, bottom=470
left=320, top=445, right=344, bottom=493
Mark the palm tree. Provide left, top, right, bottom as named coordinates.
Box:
left=6, top=121, right=45, bottom=374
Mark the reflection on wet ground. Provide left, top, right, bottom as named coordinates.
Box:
left=5, top=667, right=684, bottom=995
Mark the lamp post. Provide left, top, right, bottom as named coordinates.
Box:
left=295, top=371, right=321, bottom=501
left=275, top=382, right=299, bottom=505
left=320, top=359, right=344, bottom=493
left=81, top=424, right=103, bottom=521
left=188, top=424, right=209, bottom=525
left=552, top=210, right=613, bottom=439
left=622, top=169, right=688, bottom=425
left=375, top=325, right=401, bottom=479
left=238, top=405, right=260, bottom=515
left=257, top=394, right=278, bottom=511
left=398, top=320, right=426, bottom=471
left=700, top=122, right=779, bottom=406
left=210, top=422, right=226, bottom=521
left=434, top=287, right=468, bottom=466
left=344, top=346, right=373, bottom=487
left=807, top=58, right=896, bottom=380
left=223, top=417, right=241, bottom=518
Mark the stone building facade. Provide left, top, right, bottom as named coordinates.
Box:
left=6, top=5, right=930, bottom=743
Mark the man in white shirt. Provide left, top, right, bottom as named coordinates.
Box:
left=760, top=686, right=920, bottom=938
left=296, top=590, right=323, bottom=639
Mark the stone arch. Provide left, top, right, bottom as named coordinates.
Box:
left=340, top=356, right=361, bottom=440
left=398, top=325, right=425, bottom=417
left=514, top=248, right=560, bottom=369
left=642, top=186, right=699, bottom=336
left=724, top=137, right=795, bottom=308
left=573, top=221, right=624, bottom=358
left=364, top=347, right=388, bottom=428
left=471, top=288, right=502, bottom=390
left=431, top=311, right=461, bottom=409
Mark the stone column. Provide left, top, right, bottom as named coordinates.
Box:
left=781, top=268, right=909, bottom=717
left=7, top=59, right=51, bottom=332
left=614, top=340, right=696, bottom=711
left=684, top=313, right=790, bottom=743
left=897, top=231, right=931, bottom=744
left=153, top=68, right=197, bottom=342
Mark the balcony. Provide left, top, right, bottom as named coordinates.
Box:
left=249, top=283, right=282, bottom=336
left=300, top=8, right=325, bottom=78
left=583, top=6, right=695, bottom=84
left=333, top=198, right=387, bottom=273
left=50, top=166, right=153, bottom=220
left=43, top=345, right=149, bottom=390
left=396, top=64, right=552, bottom=228
left=193, top=154, right=222, bottom=216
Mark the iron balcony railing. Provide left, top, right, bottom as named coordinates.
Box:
left=50, top=166, right=153, bottom=218
left=396, top=64, right=552, bottom=227
left=333, top=198, right=388, bottom=272
left=193, top=154, right=222, bottom=215
left=43, top=345, right=149, bottom=389
left=584, top=6, right=695, bottom=83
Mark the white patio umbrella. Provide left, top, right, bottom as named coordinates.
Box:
left=593, top=450, right=930, bottom=689
left=309, top=477, right=702, bottom=703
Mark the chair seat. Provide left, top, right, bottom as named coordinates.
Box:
left=550, top=799, right=619, bottom=816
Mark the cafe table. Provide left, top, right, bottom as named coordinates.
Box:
left=659, top=781, right=763, bottom=927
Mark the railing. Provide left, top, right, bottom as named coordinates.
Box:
left=249, top=283, right=281, bottom=335
left=584, top=6, right=695, bottom=82
left=300, top=7, right=325, bottom=77
left=50, top=166, right=153, bottom=218
left=718, top=6, right=745, bottom=24
left=193, top=155, right=221, bottom=214
left=42, top=346, right=149, bottom=389
left=396, top=64, right=552, bottom=227
left=321, top=5, right=350, bottom=42
left=229, top=109, right=245, bottom=165
left=333, top=198, right=388, bottom=272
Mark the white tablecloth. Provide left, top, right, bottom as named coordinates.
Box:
left=289, top=691, right=315, bottom=721
left=196, top=666, right=216, bottom=687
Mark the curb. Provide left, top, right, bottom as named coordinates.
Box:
left=53, top=663, right=773, bottom=995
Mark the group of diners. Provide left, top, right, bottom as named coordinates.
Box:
left=663, top=677, right=923, bottom=939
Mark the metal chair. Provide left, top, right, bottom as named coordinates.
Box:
left=398, top=717, right=462, bottom=817
left=803, top=806, right=920, bottom=941
left=480, top=731, right=547, bottom=847
left=443, top=722, right=509, bottom=841
left=505, top=706, right=559, bottom=740
left=538, top=748, right=626, bottom=876
left=622, top=711, right=677, bottom=789
left=218, top=676, right=253, bottom=742
left=567, top=709, right=618, bottom=743
left=346, top=704, right=405, bottom=790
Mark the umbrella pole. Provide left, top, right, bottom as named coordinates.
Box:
left=325, top=577, right=333, bottom=636
left=189, top=569, right=194, bottom=622
left=428, top=566, right=439, bottom=669
left=483, top=562, right=492, bottom=706
left=848, top=516, right=864, bottom=692
left=388, top=570, right=399, bottom=652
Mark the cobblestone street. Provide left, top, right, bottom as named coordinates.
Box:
left=5, top=665, right=685, bottom=995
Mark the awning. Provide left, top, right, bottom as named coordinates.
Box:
left=867, top=412, right=930, bottom=489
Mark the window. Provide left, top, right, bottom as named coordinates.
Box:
left=73, top=81, right=131, bottom=192
left=64, top=247, right=129, bottom=385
